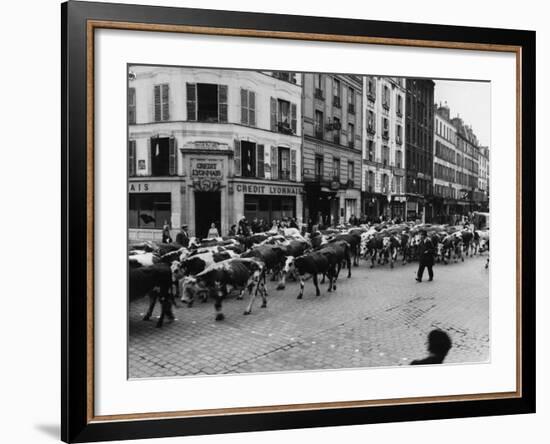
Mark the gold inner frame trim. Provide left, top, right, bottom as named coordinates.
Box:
left=85, top=19, right=523, bottom=424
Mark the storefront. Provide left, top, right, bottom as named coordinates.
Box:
left=128, top=179, right=183, bottom=241
left=232, top=180, right=303, bottom=227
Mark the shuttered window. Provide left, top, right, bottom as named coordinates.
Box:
left=271, top=146, right=278, bottom=180
left=218, top=85, right=228, bottom=123
left=234, top=140, right=241, bottom=176
left=169, top=137, right=177, bottom=176
left=154, top=84, right=169, bottom=121
left=290, top=149, right=297, bottom=181
left=128, top=140, right=136, bottom=177
left=241, top=89, right=256, bottom=126
left=257, top=144, right=264, bottom=178
left=270, top=98, right=277, bottom=132
left=186, top=83, right=196, bottom=121
left=291, top=103, right=297, bottom=134
left=128, top=88, right=136, bottom=124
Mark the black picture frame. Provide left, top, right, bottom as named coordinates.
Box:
left=61, top=1, right=536, bottom=442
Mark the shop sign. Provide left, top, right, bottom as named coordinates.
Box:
left=129, top=183, right=151, bottom=192
left=191, top=158, right=223, bottom=180
left=235, top=183, right=301, bottom=195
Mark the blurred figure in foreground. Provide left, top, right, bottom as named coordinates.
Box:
left=410, top=329, right=452, bottom=365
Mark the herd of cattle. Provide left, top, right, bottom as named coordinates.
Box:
left=129, top=223, right=490, bottom=327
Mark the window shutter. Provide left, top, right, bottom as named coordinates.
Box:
left=271, top=146, right=278, bottom=180
left=169, top=137, right=177, bottom=176
left=241, top=88, right=248, bottom=125
left=270, top=97, right=277, bottom=131
left=290, top=149, right=297, bottom=181
left=234, top=140, right=241, bottom=177
left=249, top=91, right=256, bottom=127
left=218, top=85, right=228, bottom=123
left=149, top=138, right=154, bottom=176
left=154, top=85, right=161, bottom=122
left=257, top=144, right=264, bottom=178
left=128, top=88, right=136, bottom=124
left=128, top=140, right=136, bottom=177
left=291, top=103, right=297, bottom=134
left=161, top=84, right=169, bottom=120
left=186, top=83, right=196, bottom=121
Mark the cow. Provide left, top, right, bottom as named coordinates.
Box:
left=276, top=239, right=311, bottom=290
left=129, top=252, right=159, bottom=268
left=461, top=230, right=474, bottom=257
left=180, top=258, right=265, bottom=320
left=180, top=249, right=239, bottom=277
left=329, top=232, right=361, bottom=266
left=241, top=244, right=286, bottom=293
left=381, top=235, right=401, bottom=268
left=129, top=263, right=175, bottom=328
left=287, top=251, right=334, bottom=299
left=365, top=234, right=384, bottom=268
left=320, top=240, right=352, bottom=283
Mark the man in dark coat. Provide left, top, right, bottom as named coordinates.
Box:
left=410, top=329, right=452, bottom=365
left=416, top=229, right=435, bottom=282
left=175, top=225, right=190, bottom=247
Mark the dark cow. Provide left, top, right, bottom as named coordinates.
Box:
left=129, top=263, right=174, bottom=328
left=241, top=244, right=286, bottom=293
left=461, top=230, right=474, bottom=257
left=180, top=258, right=264, bottom=320
left=320, top=240, right=352, bottom=282
left=289, top=251, right=334, bottom=299
left=365, top=234, right=384, bottom=268
left=329, top=232, right=361, bottom=266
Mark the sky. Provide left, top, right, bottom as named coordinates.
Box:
left=433, top=79, right=491, bottom=147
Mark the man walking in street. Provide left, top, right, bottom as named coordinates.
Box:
left=416, top=229, right=435, bottom=282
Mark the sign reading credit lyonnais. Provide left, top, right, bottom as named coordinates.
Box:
left=191, top=158, right=223, bottom=179
left=236, top=183, right=301, bottom=195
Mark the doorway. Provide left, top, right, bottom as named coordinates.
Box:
left=194, top=191, right=221, bottom=239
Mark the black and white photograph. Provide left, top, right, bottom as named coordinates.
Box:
left=127, top=66, right=491, bottom=379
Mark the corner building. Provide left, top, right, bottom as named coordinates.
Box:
left=301, top=73, right=363, bottom=227
left=128, top=66, right=303, bottom=241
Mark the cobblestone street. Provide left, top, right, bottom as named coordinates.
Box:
left=129, top=255, right=490, bottom=378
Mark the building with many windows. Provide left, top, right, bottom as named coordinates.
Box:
left=361, top=76, right=407, bottom=220
left=128, top=66, right=303, bottom=240
left=478, top=145, right=490, bottom=210
left=405, top=78, right=435, bottom=221
left=301, top=73, right=363, bottom=227
left=433, top=104, right=487, bottom=221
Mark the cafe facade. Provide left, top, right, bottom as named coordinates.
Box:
left=128, top=65, right=303, bottom=241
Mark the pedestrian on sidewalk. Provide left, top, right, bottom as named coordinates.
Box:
left=416, top=229, right=435, bottom=282
left=410, top=329, right=452, bottom=365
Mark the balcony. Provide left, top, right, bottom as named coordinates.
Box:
left=333, top=134, right=341, bottom=145
left=314, top=129, right=324, bottom=139
left=396, top=136, right=403, bottom=145
left=348, top=103, right=355, bottom=114
left=382, top=130, right=389, bottom=140
left=279, top=170, right=291, bottom=181
left=277, top=121, right=294, bottom=135
left=333, top=96, right=341, bottom=108
left=314, top=88, right=324, bottom=100
left=348, top=141, right=354, bottom=149
left=367, top=124, right=376, bottom=135
left=382, top=100, right=390, bottom=111
left=346, top=179, right=355, bottom=188
left=396, top=109, right=403, bottom=117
